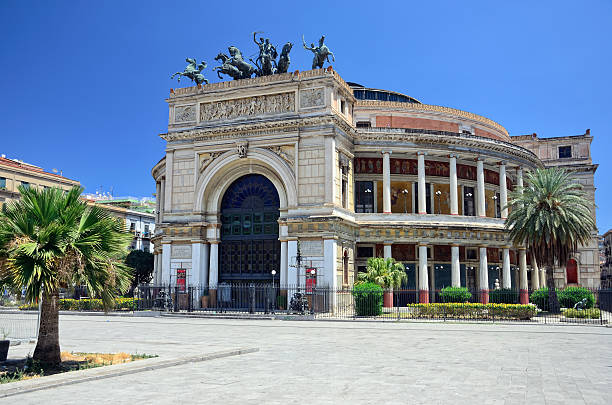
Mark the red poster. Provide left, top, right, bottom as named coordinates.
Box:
left=177, top=269, right=186, bottom=292
left=305, top=268, right=316, bottom=293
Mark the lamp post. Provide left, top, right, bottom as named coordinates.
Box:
left=401, top=189, right=409, bottom=213
left=435, top=190, right=442, bottom=214
left=271, top=269, right=277, bottom=313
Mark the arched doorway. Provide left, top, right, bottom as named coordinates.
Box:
left=219, top=174, right=280, bottom=283
left=566, top=259, right=578, bottom=284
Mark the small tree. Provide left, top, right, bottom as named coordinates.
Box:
left=0, top=186, right=132, bottom=365
left=357, top=257, right=407, bottom=289
left=125, top=250, right=154, bottom=292
left=505, top=167, right=595, bottom=312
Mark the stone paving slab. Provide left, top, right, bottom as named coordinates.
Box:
left=2, top=315, right=611, bottom=404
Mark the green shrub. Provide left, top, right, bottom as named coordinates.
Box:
left=558, top=287, right=595, bottom=309
left=530, top=287, right=549, bottom=309
left=352, top=282, right=383, bottom=316
left=439, top=287, right=471, bottom=303
left=19, top=298, right=139, bottom=311
left=406, top=303, right=537, bottom=320
left=563, top=308, right=600, bottom=319
left=489, top=288, right=519, bottom=304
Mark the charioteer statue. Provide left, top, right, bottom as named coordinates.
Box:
left=303, top=35, right=335, bottom=70
left=170, top=58, right=209, bottom=85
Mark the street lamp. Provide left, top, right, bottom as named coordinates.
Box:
left=435, top=190, right=442, bottom=214
left=271, top=269, right=277, bottom=285
left=401, top=189, right=409, bottom=213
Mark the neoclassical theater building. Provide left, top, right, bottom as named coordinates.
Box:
left=151, top=68, right=598, bottom=305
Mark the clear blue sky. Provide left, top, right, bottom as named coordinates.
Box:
left=1, top=1, right=610, bottom=231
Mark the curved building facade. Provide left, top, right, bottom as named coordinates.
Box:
left=151, top=69, right=596, bottom=306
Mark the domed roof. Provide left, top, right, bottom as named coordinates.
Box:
left=348, top=82, right=421, bottom=104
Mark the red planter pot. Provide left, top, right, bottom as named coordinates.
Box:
left=383, top=291, right=394, bottom=308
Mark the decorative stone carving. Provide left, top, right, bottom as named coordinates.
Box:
left=300, top=88, right=324, bottom=108
left=267, top=146, right=294, bottom=167
left=199, top=152, right=221, bottom=173
left=174, top=105, right=196, bottom=123
left=300, top=240, right=323, bottom=256
left=171, top=244, right=192, bottom=259
left=200, top=92, right=295, bottom=121
left=236, top=141, right=248, bottom=158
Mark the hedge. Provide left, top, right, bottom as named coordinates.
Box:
left=19, top=298, right=138, bottom=311
left=352, top=282, right=383, bottom=316
left=406, top=302, right=537, bottom=320
left=530, top=287, right=549, bottom=309
left=558, top=287, right=595, bottom=309
left=439, top=287, right=471, bottom=303
left=489, top=288, right=519, bottom=304
left=563, top=308, right=600, bottom=319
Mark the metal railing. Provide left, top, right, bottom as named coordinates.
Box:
left=136, top=284, right=611, bottom=325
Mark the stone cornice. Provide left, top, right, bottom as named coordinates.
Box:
left=161, top=115, right=357, bottom=143
left=355, top=128, right=542, bottom=168
left=355, top=100, right=508, bottom=138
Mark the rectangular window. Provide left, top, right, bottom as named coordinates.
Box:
left=341, top=179, right=348, bottom=208
left=20, top=182, right=30, bottom=190
left=559, top=146, right=571, bottom=158
left=355, top=181, right=374, bottom=213
left=357, top=246, right=374, bottom=258
left=0, top=178, right=6, bottom=189
left=466, top=248, right=477, bottom=261
left=130, top=222, right=135, bottom=231
left=356, top=121, right=371, bottom=128
left=464, top=186, right=476, bottom=216
left=340, top=100, right=346, bottom=115
left=144, top=224, right=149, bottom=234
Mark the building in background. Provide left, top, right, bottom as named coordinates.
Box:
left=83, top=195, right=156, bottom=253
left=0, top=154, right=80, bottom=206
left=511, top=131, right=599, bottom=287
left=601, top=230, right=612, bottom=288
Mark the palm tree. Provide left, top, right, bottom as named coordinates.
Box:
left=358, top=257, right=407, bottom=289
left=505, top=167, right=595, bottom=311
left=0, top=186, right=132, bottom=365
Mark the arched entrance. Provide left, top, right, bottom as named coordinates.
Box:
left=219, top=174, right=280, bottom=283
left=566, top=259, right=578, bottom=284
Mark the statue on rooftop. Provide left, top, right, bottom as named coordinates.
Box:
left=252, top=32, right=278, bottom=76
left=170, top=58, right=209, bottom=85
left=276, top=42, right=293, bottom=74
left=214, top=46, right=256, bottom=80
left=302, top=35, right=335, bottom=70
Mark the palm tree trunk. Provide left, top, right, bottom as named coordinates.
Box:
left=33, top=289, right=61, bottom=365
left=546, top=266, right=560, bottom=313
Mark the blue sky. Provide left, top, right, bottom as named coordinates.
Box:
left=1, top=1, right=611, bottom=231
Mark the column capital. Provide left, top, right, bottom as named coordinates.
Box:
left=208, top=240, right=220, bottom=245
left=498, top=161, right=507, bottom=166
left=476, top=156, right=485, bottom=162
left=381, top=150, right=392, bottom=155
left=417, top=151, right=427, bottom=156
left=383, top=241, right=393, bottom=246
left=418, top=242, right=429, bottom=247
left=448, top=153, right=458, bottom=159
left=450, top=243, right=460, bottom=247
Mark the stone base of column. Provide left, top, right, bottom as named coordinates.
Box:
left=419, top=290, right=429, bottom=304
left=383, top=211, right=391, bottom=214
left=520, top=289, right=529, bottom=305
left=480, top=289, right=489, bottom=304
left=383, top=291, right=394, bottom=308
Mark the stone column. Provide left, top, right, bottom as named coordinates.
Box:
left=323, top=238, right=338, bottom=312
left=382, top=150, right=392, bottom=213
left=476, top=158, right=486, bottom=217
left=519, top=248, right=528, bottom=304
left=418, top=244, right=429, bottom=303
left=540, top=266, right=547, bottom=289
left=325, top=136, right=337, bottom=205
left=383, top=243, right=392, bottom=259
left=164, top=151, right=173, bottom=213
left=479, top=247, right=489, bottom=304
left=191, top=242, right=203, bottom=288
left=449, top=154, right=458, bottom=215
left=499, top=162, right=508, bottom=219
left=531, top=252, right=540, bottom=291
left=208, top=241, right=219, bottom=305
left=161, top=242, right=171, bottom=286
left=280, top=240, right=288, bottom=286
left=417, top=152, right=427, bottom=214
left=155, top=182, right=161, bottom=223
left=451, top=245, right=460, bottom=287
left=517, top=167, right=523, bottom=189
left=287, top=240, right=299, bottom=286
left=502, top=248, right=511, bottom=289
left=159, top=179, right=165, bottom=221
left=201, top=243, right=210, bottom=288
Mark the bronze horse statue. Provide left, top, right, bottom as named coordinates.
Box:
left=276, top=42, right=293, bottom=74
left=213, top=53, right=243, bottom=80
left=171, top=58, right=209, bottom=85
left=303, top=35, right=335, bottom=70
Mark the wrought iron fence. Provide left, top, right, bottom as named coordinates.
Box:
left=136, top=284, right=612, bottom=325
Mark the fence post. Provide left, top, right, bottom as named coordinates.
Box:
left=249, top=283, right=255, bottom=314
left=174, top=286, right=179, bottom=312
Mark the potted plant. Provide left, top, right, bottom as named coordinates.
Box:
left=0, top=329, right=9, bottom=362
left=357, top=257, right=407, bottom=308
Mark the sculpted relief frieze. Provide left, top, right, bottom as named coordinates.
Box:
left=299, top=87, right=324, bottom=108
left=174, top=104, right=196, bottom=123
left=199, top=92, right=295, bottom=121
left=266, top=145, right=295, bottom=167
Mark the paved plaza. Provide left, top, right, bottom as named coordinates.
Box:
left=3, top=315, right=612, bottom=404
